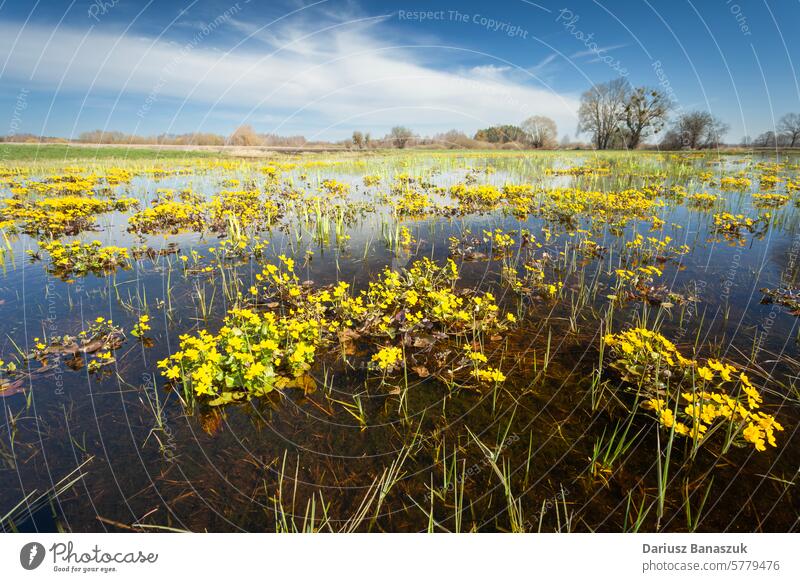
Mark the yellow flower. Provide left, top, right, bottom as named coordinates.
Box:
left=743, top=423, right=766, bottom=452
left=474, top=367, right=506, bottom=383
left=464, top=345, right=488, bottom=363
left=244, top=362, right=266, bottom=380
left=659, top=408, right=675, bottom=429
left=697, top=366, right=713, bottom=382
left=371, top=346, right=403, bottom=370
left=674, top=422, right=690, bottom=436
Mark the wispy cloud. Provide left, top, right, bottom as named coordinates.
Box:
left=0, top=12, right=580, bottom=137
left=570, top=43, right=628, bottom=59
left=527, top=53, right=561, bottom=83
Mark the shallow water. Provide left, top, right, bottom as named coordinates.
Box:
left=0, top=151, right=798, bottom=532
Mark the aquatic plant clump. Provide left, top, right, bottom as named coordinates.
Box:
left=160, top=256, right=515, bottom=403
left=26, top=317, right=125, bottom=375
left=604, top=328, right=784, bottom=452
left=34, top=239, right=130, bottom=278
left=2, top=195, right=139, bottom=236
left=128, top=200, right=207, bottom=234
left=359, top=257, right=509, bottom=337
left=158, top=306, right=327, bottom=405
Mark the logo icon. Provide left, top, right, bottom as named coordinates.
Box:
left=20, top=542, right=46, bottom=570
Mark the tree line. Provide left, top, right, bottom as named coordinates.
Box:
left=3, top=77, right=799, bottom=150
left=435, top=78, right=797, bottom=151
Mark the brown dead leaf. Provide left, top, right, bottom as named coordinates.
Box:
left=411, top=365, right=430, bottom=378
left=0, top=379, right=25, bottom=398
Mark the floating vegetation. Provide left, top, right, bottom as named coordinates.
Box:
left=719, top=176, right=751, bottom=190
left=128, top=199, right=206, bottom=234
left=752, top=192, right=789, bottom=208
left=760, top=287, right=800, bottom=315
left=32, top=239, right=130, bottom=278
left=27, top=318, right=125, bottom=374
left=160, top=256, right=513, bottom=404
left=2, top=195, right=138, bottom=236
left=686, top=192, right=719, bottom=209
left=711, top=212, right=768, bottom=243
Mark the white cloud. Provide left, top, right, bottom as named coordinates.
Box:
left=467, top=64, right=513, bottom=80
left=0, top=17, right=580, bottom=138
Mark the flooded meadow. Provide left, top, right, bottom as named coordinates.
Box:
left=0, top=149, right=798, bottom=532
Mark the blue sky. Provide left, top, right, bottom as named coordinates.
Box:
left=1, top=0, right=798, bottom=142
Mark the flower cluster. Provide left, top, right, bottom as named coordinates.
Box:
left=389, top=186, right=430, bottom=217
left=545, top=165, right=610, bottom=177
left=3, top=195, right=138, bottom=236
left=686, top=192, right=719, bottom=209
left=482, top=228, right=516, bottom=256
left=35, top=239, right=130, bottom=278
left=361, top=257, right=507, bottom=337
left=371, top=346, right=403, bottom=371
left=711, top=212, right=766, bottom=244
left=128, top=200, right=207, bottom=234
left=718, top=176, right=751, bottom=190
left=449, top=184, right=503, bottom=212
left=161, top=256, right=515, bottom=402
left=130, top=315, right=151, bottom=338
left=752, top=193, right=789, bottom=208
left=158, top=305, right=328, bottom=405
left=539, top=187, right=659, bottom=229
left=208, top=189, right=280, bottom=231
left=604, top=328, right=784, bottom=452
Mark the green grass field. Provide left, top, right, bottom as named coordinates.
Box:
left=0, top=143, right=226, bottom=162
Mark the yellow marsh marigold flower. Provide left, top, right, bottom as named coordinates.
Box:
left=371, top=346, right=403, bottom=370
left=697, top=366, right=714, bottom=382
left=743, top=423, right=766, bottom=452
left=474, top=367, right=506, bottom=383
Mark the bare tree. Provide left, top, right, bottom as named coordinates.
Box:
left=778, top=113, right=800, bottom=147
left=364, top=132, right=371, bottom=149
left=227, top=124, right=262, bottom=146
left=352, top=131, right=364, bottom=149
left=389, top=126, right=414, bottom=149
left=754, top=131, right=778, bottom=148
left=577, top=78, right=629, bottom=150
left=433, top=130, right=480, bottom=149
left=521, top=115, right=558, bottom=148
left=78, top=130, right=137, bottom=144
left=261, top=134, right=306, bottom=147
left=621, top=87, right=672, bottom=149
left=660, top=112, right=728, bottom=149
